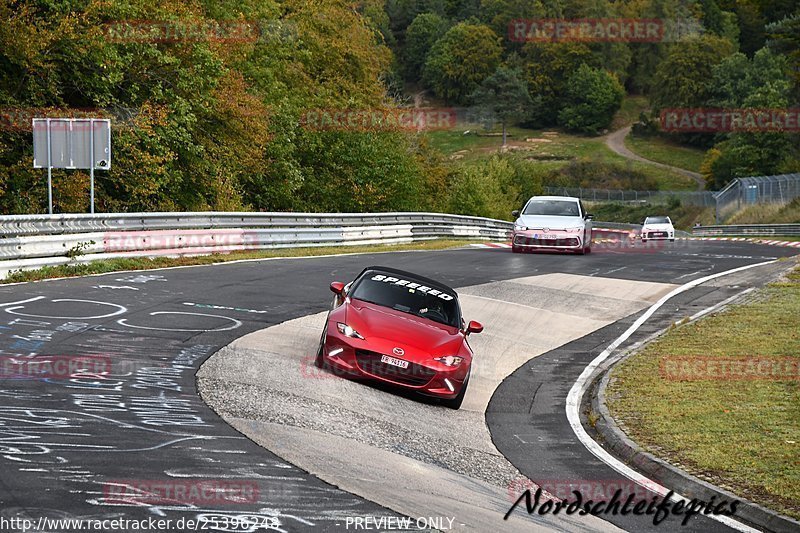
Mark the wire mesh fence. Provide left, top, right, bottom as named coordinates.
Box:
left=713, top=174, right=800, bottom=223
left=543, top=187, right=715, bottom=206
left=545, top=173, right=800, bottom=222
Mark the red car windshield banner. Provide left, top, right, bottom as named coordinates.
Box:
left=368, top=274, right=455, bottom=301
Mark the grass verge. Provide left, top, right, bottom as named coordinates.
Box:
left=425, top=126, right=696, bottom=191
left=610, top=95, right=650, bottom=130
left=725, top=198, right=800, bottom=225
left=2, top=239, right=480, bottom=284
left=606, top=264, right=800, bottom=520
left=624, top=134, right=706, bottom=173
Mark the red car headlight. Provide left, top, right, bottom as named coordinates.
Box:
left=434, top=356, right=464, bottom=367
left=337, top=322, right=364, bottom=339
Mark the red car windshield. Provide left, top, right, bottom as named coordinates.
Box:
left=349, top=272, right=461, bottom=328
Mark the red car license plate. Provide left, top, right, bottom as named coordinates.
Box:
left=381, top=355, right=409, bottom=368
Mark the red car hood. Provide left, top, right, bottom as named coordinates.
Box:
left=346, top=299, right=464, bottom=358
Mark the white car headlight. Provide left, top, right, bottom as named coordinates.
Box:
left=565, top=226, right=583, bottom=233
left=434, top=355, right=464, bottom=367
left=337, top=322, right=364, bottom=339
left=514, top=224, right=528, bottom=231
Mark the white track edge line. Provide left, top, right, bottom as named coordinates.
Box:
left=566, top=260, right=778, bottom=533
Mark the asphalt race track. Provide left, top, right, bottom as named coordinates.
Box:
left=0, top=239, right=796, bottom=532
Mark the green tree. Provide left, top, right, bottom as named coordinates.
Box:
left=402, top=13, right=450, bottom=79
left=732, top=0, right=767, bottom=55
left=651, top=35, right=736, bottom=112
left=518, top=42, right=598, bottom=125
left=447, top=156, right=519, bottom=219
left=385, top=0, right=447, bottom=34
left=620, top=0, right=697, bottom=93
left=766, top=11, right=800, bottom=97
left=0, top=0, right=441, bottom=215
left=422, top=22, right=502, bottom=103
left=479, top=0, right=544, bottom=45
left=557, top=65, right=625, bottom=134
left=709, top=47, right=789, bottom=107
left=469, top=66, right=531, bottom=145
left=703, top=46, right=798, bottom=188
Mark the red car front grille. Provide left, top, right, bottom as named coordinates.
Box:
left=355, top=350, right=436, bottom=387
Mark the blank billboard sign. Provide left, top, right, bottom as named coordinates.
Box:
left=32, top=118, right=111, bottom=169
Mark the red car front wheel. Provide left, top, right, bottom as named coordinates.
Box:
left=314, top=327, right=327, bottom=368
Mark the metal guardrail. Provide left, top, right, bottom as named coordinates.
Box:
left=0, top=211, right=513, bottom=237
left=0, top=210, right=713, bottom=280
left=693, top=223, right=800, bottom=237
left=0, top=211, right=514, bottom=279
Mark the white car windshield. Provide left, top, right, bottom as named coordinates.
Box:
left=645, top=216, right=671, bottom=224
left=523, top=200, right=580, bottom=217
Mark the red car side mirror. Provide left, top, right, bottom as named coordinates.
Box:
left=466, top=320, right=483, bottom=335
left=330, top=281, right=345, bottom=295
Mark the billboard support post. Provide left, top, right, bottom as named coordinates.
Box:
left=46, top=118, right=53, bottom=215
left=89, top=118, right=95, bottom=214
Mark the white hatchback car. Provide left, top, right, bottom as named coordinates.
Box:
left=641, top=216, right=675, bottom=242
left=511, top=196, right=593, bottom=254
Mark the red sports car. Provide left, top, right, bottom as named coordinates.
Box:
left=315, top=267, right=483, bottom=409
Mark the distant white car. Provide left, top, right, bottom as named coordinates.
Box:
left=511, top=196, right=593, bottom=254
left=641, top=216, right=675, bottom=242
